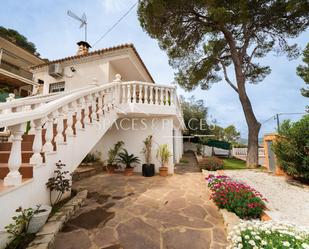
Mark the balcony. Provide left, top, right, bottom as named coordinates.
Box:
left=0, top=49, right=34, bottom=85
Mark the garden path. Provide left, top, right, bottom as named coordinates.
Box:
left=52, top=153, right=228, bottom=249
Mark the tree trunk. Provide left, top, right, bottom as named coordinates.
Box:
left=237, top=82, right=261, bottom=168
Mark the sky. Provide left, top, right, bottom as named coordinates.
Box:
left=0, top=0, right=308, bottom=138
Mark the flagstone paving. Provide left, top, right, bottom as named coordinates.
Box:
left=52, top=153, right=228, bottom=249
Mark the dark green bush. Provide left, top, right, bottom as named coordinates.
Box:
left=199, top=156, right=224, bottom=171
left=272, top=115, right=309, bottom=181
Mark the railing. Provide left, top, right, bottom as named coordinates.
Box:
left=0, top=77, right=183, bottom=186
left=232, top=147, right=265, bottom=157
left=0, top=49, right=33, bottom=81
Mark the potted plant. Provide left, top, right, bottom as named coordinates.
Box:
left=156, top=144, right=172, bottom=177
left=117, top=149, right=140, bottom=176
left=141, top=135, right=155, bottom=177
left=106, top=141, right=124, bottom=173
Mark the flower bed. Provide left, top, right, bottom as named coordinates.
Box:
left=228, top=220, right=309, bottom=249
left=199, top=156, right=224, bottom=171
left=206, top=174, right=267, bottom=219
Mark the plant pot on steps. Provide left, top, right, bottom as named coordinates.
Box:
left=159, top=166, right=168, bottom=177
left=27, top=204, right=52, bottom=233
left=142, top=164, right=155, bottom=177
left=124, top=167, right=134, bottom=176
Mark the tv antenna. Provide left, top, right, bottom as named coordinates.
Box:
left=67, top=10, right=88, bottom=41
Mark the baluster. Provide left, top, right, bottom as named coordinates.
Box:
left=155, top=87, right=159, bottom=105
left=65, top=103, right=74, bottom=137
left=83, top=96, right=90, bottom=124
left=127, top=85, right=131, bottom=103
left=144, top=85, right=148, bottom=104
left=111, top=86, right=115, bottom=107
left=91, top=94, right=97, bottom=122
left=160, top=87, right=164, bottom=105
left=29, top=119, right=43, bottom=165
left=149, top=86, right=154, bottom=104
left=132, top=84, right=137, bottom=103
left=43, top=114, right=54, bottom=152
left=75, top=99, right=83, bottom=130
left=55, top=109, right=64, bottom=143
left=165, top=88, right=169, bottom=105
left=170, top=88, right=174, bottom=105
left=139, top=84, right=143, bottom=103
left=97, top=92, right=103, bottom=120
left=122, top=85, right=126, bottom=103
left=4, top=123, right=25, bottom=186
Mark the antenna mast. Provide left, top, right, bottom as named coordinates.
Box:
left=67, top=10, right=88, bottom=41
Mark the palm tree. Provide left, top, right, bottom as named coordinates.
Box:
left=117, top=149, right=140, bottom=169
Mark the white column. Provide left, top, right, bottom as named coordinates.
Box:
left=127, top=85, right=131, bottom=103
left=122, top=85, right=126, bottom=103
left=144, top=85, right=148, bottom=104
left=149, top=86, right=154, bottom=104
left=75, top=99, right=83, bottom=130
left=155, top=87, right=159, bottom=105
left=43, top=114, right=54, bottom=153
left=132, top=84, right=137, bottom=103
left=29, top=119, right=43, bottom=166
left=55, top=109, right=64, bottom=143
left=65, top=103, right=74, bottom=137
left=91, top=94, right=97, bottom=123
left=4, top=123, right=25, bottom=186
left=83, top=96, right=90, bottom=124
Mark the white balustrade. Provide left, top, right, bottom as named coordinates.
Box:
left=144, top=85, right=148, bottom=104
left=4, top=123, right=25, bottom=186
left=42, top=114, right=54, bottom=153
left=55, top=110, right=64, bottom=143
left=91, top=94, right=97, bottom=123
left=83, top=96, right=90, bottom=124
left=65, top=103, right=74, bottom=137
left=132, top=84, right=137, bottom=103
left=75, top=99, right=83, bottom=130
left=149, top=86, right=154, bottom=104
left=29, top=119, right=43, bottom=166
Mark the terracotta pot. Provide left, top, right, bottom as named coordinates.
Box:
left=106, top=167, right=115, bottom=174
left=159, top=166, right=168, bottom=177
left=124, top=167, right=134, bottom=176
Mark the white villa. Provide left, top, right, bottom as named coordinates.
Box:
left=0, top=41, right=184, bottom=246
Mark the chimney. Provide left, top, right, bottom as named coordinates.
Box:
left=76, top=41, right=91, bottom=56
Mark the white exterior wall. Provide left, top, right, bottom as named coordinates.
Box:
left=92, top=117, right=178, bottom=174
left=33, top=60, right=110, bottom=94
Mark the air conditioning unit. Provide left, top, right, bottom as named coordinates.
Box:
left=48, top=63, right=63, bottom=78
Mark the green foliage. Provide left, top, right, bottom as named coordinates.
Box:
left=272, top=115, right=309, bottom=181
left=141, top=135, right=153, bottom=164
left=138, top=1, right=308, bottom=90
left=180, top=96, right=209, bottom=135
left=82, top=151, right=101, bottom=164
left=0, top=26, right=38, bottom=55
left=156, top=144, right=172, bottom=166
left=223, top=125, right=240, bottom=143
left=199, top=156, right=224, bottom=171
left=107, top=141, right=124, bottom=166
left=46, top=161, right=71, bottom=206
left=117, top=149, right=140, bottom=168
left=297, top=43, right=309, bottom=98
left=5, top=206, right=41, bottom=249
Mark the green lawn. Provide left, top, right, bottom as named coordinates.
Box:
left=223, top=158, right=247, bottom=170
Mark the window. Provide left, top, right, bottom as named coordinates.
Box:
left=38, top=79, right=44, bottom=84
left=49, top=82, right=65, bottom=93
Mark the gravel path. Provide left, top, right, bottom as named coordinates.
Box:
left=224, top=170, right=309, bottom=228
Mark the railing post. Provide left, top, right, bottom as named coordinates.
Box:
left=155, top=87, right=159, bottom=105
left=132, top=84, right=137, bottom=103
left=4, top=123, right=25, bottom=186
left=91, top=94, right=97, bottom=122
left=55, top=109, right=64, bottom=143
left=144, top=85, right=148, bottom=104
left=83, top=96, right=90, bottom=124
left=75, top=99, right=83, bottom=130
left=160, top=87, right=164, bottom=105
left=149, top=86, right=154, bottom=104
left=165, top=88, right=169, bottom=105
left=30, top=119, right=43, bottom=166
left=43, top=114, right=54, bottom=153
left=122, top=85, right=126, bottom=104
left=65, top=103, right=74, bottom=137
left=96, top=92, right=103, bottom=120
left=127, top=84, right=131, bottom=103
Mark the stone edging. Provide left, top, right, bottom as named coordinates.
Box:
left=26, top=190, right=88, bottom=249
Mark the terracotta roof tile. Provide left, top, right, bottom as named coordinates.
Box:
left=31, top=43, right=154, bottom=83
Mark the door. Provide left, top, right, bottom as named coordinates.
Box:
left=267, top=141, right=276, bottom=173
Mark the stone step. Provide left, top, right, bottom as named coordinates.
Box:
left=0, top=151, right=45, bottom=164
left=0, top=141, right=33, bottom=151
left=72, top=166, right=96, bottom=181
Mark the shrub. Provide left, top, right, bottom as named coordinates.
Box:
left=46, top=161, right=71, bottom=206
left=82, top=151, right=101, bottom=164
left=272, top=115, right=309, bottom=181
left=206, top=175, right=267, bottom=219
left=200, top=156, right=224, bottom=171
left=228, top=220, right=309, bottom=249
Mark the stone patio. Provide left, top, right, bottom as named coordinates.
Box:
left=52, top=153, right=228, bottom=249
